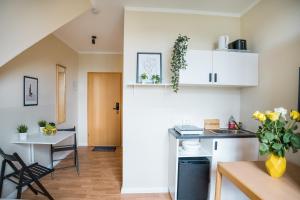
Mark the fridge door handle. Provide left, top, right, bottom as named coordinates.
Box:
left=214, top=141, right=218, bottom=150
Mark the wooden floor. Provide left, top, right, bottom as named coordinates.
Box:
left=23, top=147, right=170, bottom=200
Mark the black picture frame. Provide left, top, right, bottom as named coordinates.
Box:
left=136, top=52, right=162, bottom=83
left=23, top=76, right=38, bottom=106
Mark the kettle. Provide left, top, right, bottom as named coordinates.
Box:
left=218, top=35, right=229, bottom=50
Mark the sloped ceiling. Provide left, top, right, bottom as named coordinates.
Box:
left=53, top=0, right=260, bottom=53
left=0, top=0, right=91, bottom=67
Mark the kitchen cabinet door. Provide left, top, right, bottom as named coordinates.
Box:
left=179, top=50, right=213, bottom=85
left=213, top=51, right=258, bottom=86
left=209, top=138, right=259, bottom=200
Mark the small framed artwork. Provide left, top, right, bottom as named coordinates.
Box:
left=24, top=76, right=38, bottom=106
left=136, top=52, right=162, bottom=83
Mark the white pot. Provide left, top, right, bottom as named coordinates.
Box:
left=141, top=79, right=147, bottom=84
left=39, top=127, right=45, bottom=134
left=19, top=132, right=28, bottom=141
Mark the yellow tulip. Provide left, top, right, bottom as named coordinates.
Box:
left=290, top=110, right=300, bottom=121
left=265, top=110, right=271, bottom=115
left=253, top=111, right=266, bottom=122
left=257, top=113, right=267, bottom=122
left=253, top=111, right=260, bottom=119
left=267, top=112, right=280, bottom=121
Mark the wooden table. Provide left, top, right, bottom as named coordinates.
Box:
left=12, top=131, right=75, bottom=163
left=215, top=161, right=300, bottom=200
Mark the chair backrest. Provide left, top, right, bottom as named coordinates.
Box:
left=0, top=148, right=17, bottom=162
left=0, top=148, right=26, bottom=173
left=57, top=126, right=75, bottom=132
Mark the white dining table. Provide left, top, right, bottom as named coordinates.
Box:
left=12, top=131, right=75, bottom=163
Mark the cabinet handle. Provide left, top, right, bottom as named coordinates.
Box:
left=209, top=73, right=212, bottom=82
left=214, top=73, right=218, bottom=82
left=214, top=141, right=218, bottom=150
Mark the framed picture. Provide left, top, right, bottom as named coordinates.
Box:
left=136, top=52, right=162, bottom=83
left=24, top=76, right=38, bottom=106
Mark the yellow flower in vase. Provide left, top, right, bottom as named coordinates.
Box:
left=252, top=111, right=260, bottom=119
left=252, top=111, right=259, bottom=119
left=266, top=112, right=279, bottom=121
left=253, top=111, right=266, bottom=122
left=258, top=113, right=267, bottom=122
left=290, top=110, right=300, bottom=121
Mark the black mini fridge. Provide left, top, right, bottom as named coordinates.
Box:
left=177, top=157, right=210, bottom=200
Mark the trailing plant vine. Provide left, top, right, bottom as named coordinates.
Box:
left=170, top=34, right=190, bottom=92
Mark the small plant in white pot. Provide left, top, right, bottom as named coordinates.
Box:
left=151, top=74, right=160, bottom=84
left=38, top=120, right=47, bottom=134
left=17, top=124, right=28, bottom=141
left=140, top=73, right=148, bottom=84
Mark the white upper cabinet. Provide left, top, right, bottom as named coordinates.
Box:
left=179, top=50, right=258, bottom=87
left=213, top=51, right=258, bottom=86
left=179, top=50, right=213, bottom=85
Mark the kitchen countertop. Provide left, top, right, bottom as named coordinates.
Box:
left=169, top=128, right=256, bottom=139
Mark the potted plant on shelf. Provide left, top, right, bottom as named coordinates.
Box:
left=253, top=107, right=300, bottom=178
left=38, top=120, right=47, bottom=134
left=17, top=124, right=28, bottom=141
left=140, top=73, right=148, bottom=84
left=151, top=74, right=160, bottom=84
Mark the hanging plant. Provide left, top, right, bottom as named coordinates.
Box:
left=170, top=34, right=190, bottom=92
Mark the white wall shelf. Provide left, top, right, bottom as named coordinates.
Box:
left=127, top=83, right=172, bottom=96
left=127, top=83, right=172, bottom=87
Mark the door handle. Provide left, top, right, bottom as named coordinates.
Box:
left=209, top=73, right=212, bottom=82
left=113, top=102, right=120, bottom=111
left=214, top=141, right=218, bottom=150
left=214, top=73, right=218, bottom=82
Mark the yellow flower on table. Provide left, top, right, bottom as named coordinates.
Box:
left=290, top=110, right=300, bottom=121
left=266, top=112, right=279, bottom=121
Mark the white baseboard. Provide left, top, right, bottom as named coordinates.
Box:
left=5, top=151, right=72, bottom=199
left=121, top=186, right=169, bottom=194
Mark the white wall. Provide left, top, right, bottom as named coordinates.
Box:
left=240, top=0, right=300, bottom=164
left=122, top=11, right=241, bottom=193
left=77, top=53, right=123, bottom=146
left=0, top=0, right=90, bottom=67
left=0, top=34, right=78, bottom=197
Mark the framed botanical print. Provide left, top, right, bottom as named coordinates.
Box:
left=136, top=52, right=162, bottom=83
left=24, top=76, right=38, bottom=106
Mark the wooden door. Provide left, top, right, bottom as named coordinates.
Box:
left=88, top=72, right=122, bottom=146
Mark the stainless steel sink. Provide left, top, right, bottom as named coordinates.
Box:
left=209, top=129, right=250, bottom=134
